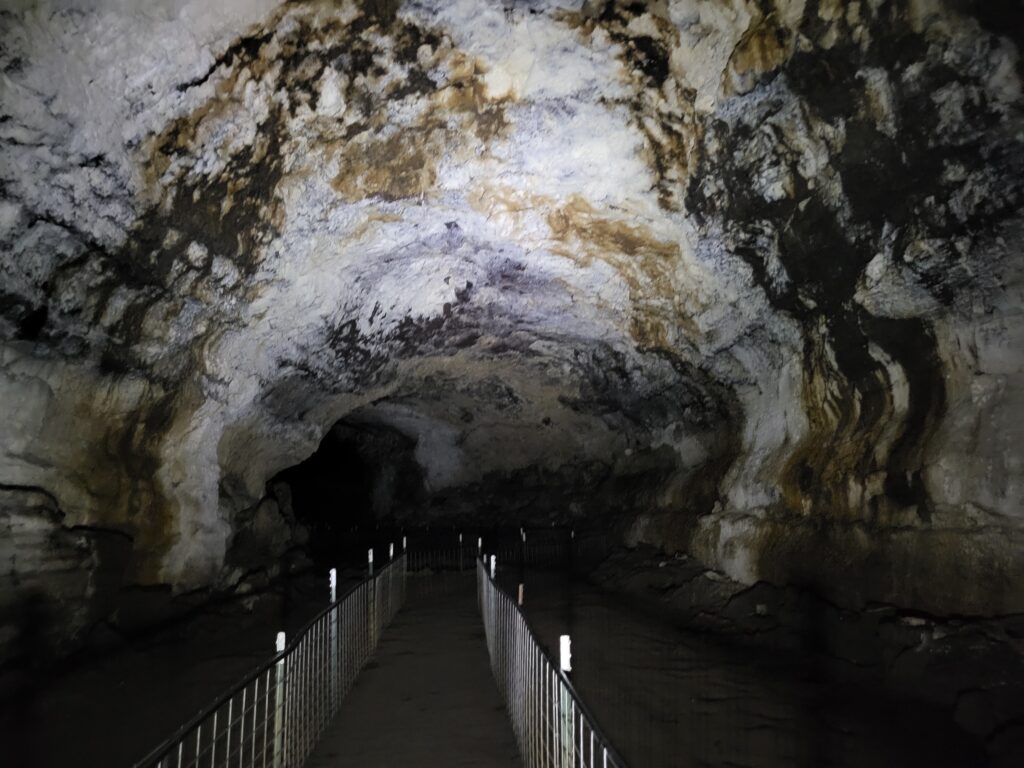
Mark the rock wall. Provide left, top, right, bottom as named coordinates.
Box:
left=1, top=0, right=1021, bottom=652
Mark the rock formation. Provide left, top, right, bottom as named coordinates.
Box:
left=1, top=0, right=1022, bottom=659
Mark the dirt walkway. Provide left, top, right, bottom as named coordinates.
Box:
left=306, top=576, right=521, bottom=767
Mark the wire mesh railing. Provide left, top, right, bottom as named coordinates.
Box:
left=134, top=553, right=407, bottom=768
left=477, top=557, right=626, bottom=768
left=408, top=530, right=613, bottom=573
left=407, top=541, right=479, bottom=572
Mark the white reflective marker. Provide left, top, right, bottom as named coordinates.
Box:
left=459, top=532, right=463, bottom=543
left=389, top=542, right=394, bottom=560
left=477, top=536, right=482, bottom=554
left=518, top=583, right=524, bottom=606
left=272, top=631, right=286, bottom=768
left=402, top=535, right=407, bottom=551
left=329, top=568, right=337, bottom=602
left=560, top=634, right=572, bottom=672
left=521, top=528, right=526, bottom=542
left=490, top=554, right=496, bottom=578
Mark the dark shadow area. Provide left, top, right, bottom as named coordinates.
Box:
left=587, top=546, right=1024, bottom=767
left=270, top=420, right=425, bottom=569
left=501, top=569, right=990, bottom=768
left=0, top=573, right=331, bottom=768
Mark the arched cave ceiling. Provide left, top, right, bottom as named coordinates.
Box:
left=1, top=0, right=1022, bottom=621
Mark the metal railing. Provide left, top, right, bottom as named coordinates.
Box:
left=408, top=530, right=612, bottom=574
left=477, top=558, right=626, bottom=768
left=134, top=554, right=407, bottom=768
left=407, top=541, right=478, bottom=572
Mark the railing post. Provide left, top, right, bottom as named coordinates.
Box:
left=400, top=550, right=406, bottom=606
left=367, top=548, right=376, bottom=650
left=329, top=568, right=338, bottom=711
left=134, top=549, right=416, bottom=768
left=273, top=631, right=286, bottom=768
left=490, top=554, right=496, bottom=579
left=559, top=635, right=573, bottom=768
left=387, top=545, right=395, bottom=619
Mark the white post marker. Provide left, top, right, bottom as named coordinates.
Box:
left=477, top=536, right=483, bottom=556
left=559, top=634, right=572, bottom=673
left=490, top=554, right=496, bottom=578
left=558, top=633, right=574, bottom=767
left=368, top=549, right=377, bottom=646
left=402, top=535, right=407, bottom=552
left=273, top=632, right=286, bottom=768
left=521, top=527, right=526, bottom=542
left=389, top=542, right=394, bottom=561
left=518, top=583, right=524, bottom=606
left=328, top=569, right=338, bottom=705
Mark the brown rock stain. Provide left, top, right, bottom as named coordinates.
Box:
left=438, top=53, right=511, bottom=143
left=346, top=208, right=403, bottom=242
left=546, top=195, right=693, bottom=346
left=143, top=3, right=514, bottom=211
left=558, top=3, right=704, bottom=212
left=62, top=384, right=192, bottom=585
left=469, top=184, right=698, bottom=349
left=724, top=12, right=796, bottom=95
left=331, top=129, right=440, bottom=202
left=548, top=196, right=677, bottom=265
left=777, top=329, right=906, bottom=527
left=140, top=10, right=287, bottom=195
left=323, top=27, right=509, bottom=202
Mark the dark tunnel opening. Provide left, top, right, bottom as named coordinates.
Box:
left=270, top=421, right=426, bottom=568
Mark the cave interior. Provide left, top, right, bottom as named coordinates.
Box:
left=1, top=0, right=1024, bottom=766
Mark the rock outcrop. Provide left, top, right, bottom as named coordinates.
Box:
left=1, top=0, right=1022, bottom=653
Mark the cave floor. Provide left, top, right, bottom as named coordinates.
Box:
left=305, top=574, right=521, bottom=767
left=0, top=571, right=334, bottom=768
left=504, top=571, right=989, bottom=768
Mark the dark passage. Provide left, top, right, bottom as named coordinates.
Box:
left=271, top=420, right=424, bottom=567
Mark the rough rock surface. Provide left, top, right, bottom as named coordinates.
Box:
left=592, top=545, right=1024, bottom=763
left=1, top=0, right=1022, bottom=652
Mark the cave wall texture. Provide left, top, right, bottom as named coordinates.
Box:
left=1, top=0, right=1022, bottom=653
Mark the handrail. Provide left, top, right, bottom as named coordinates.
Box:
left=133, top=553, right=407, bottom=768
left=408, top=532, right=612, bottom=574
left=132, top=576, right=358, bottom=762
left=477, top=557, right=628, bottom=767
